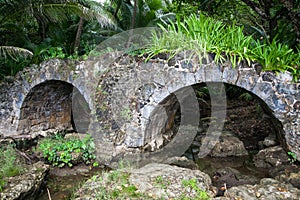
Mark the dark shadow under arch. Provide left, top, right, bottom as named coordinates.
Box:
left=142, top=82, right=286, bottom=156
left=18, top=80, right=91, bottom=134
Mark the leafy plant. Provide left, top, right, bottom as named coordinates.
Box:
left=0, top=0, right=118, bottom=79
left=36, top=133, right=97, bottom=167
left=252, top=38, right=298, bottom=72
left=238, top=93, right=253, bottom=101
left=38, top=46, right=66, bottom=60
left=144, top=14, right=253, bottom=65
left=196, top=86, right=209, bottom=99
left=144, top=14, right=300, bottom=81
left=288, top=151, right=297, bottom=163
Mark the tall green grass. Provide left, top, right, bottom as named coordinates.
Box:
left=144, top=14, right=300, bottom=81
left=0, top=145, right=26, bottom=191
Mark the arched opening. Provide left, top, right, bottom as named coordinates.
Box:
left=142, top=82, right=288, bottom=194
left=190, top=83, right=285, bottom=153
left=18, top=80, right=91, bottom=134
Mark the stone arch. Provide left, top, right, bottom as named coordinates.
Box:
left=0, top=59, right=95, bottom=137
left=17, top=80, right=91, bottom=135
left=0, top=56, right=299, bottom=164
left=93, top=54, right=300, bottom=165
left=145, top=82, right=286, bottom=147
left=222, top=82, right=286, bottom=149
left=142, top=81, right=285, bottom=156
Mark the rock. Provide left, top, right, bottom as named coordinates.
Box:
left=49, top=164, right=90, bottom=177
left=202, top=131, right=248, bottom=157
left=164, top=156, right=199, bottom=170
left=213, top=197, right=231, bottom=200
left=129, top=163, right=213, bottom=199
left=74, top=170, right=121, bottom=200
left=64, top=133, right=88, bottom=140
left=190, top=140, right=201, bottom=154
left=212, top=167, right=260, bottom=196
left=225, top=178, right=300, bottom=200
left=0, top=161, right=49, bottom=200
left=263, top=134, right=278, bottom=147
left=74, top=163, right=213, bottom=200
left=274, top=165, right=300, bottom=190
left=288, top=172, right=300, bottom=189
left=253, top=146, right=289, bottom=168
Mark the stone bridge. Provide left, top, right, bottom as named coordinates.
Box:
left=0, top=52, right=299, bottom=165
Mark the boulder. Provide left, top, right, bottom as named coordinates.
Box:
left=225, top=178, right=300, bottom=200
left=212, top=167, right=260, bottom=196
left=0, top=161, right=49, bottom=200
left=263, top=134, right=278, bottom=147
left=275, top=167, right=300, bottom=190
left=288, top=172, right=300, bottom=189
left=164, top=156, right=199, bottom=170
left=129, top=163, right=213, bottom=199
left=64, top=132, right=87, bottom=140
left=74, top=163, right=214, bottom=199
left=201, top=131, right=248, bottom=157
left=253, top=146, right=289, bottom=168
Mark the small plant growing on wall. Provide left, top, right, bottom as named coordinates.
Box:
left=36, top=133, right=97, bottom=167
left=288, top=151, right=297, bottom=163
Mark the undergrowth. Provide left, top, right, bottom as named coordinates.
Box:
left=144, top=14, right=300, bottom=81
left=36, top=133, right=98, bottom=168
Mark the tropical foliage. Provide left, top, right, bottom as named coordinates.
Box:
left=168, top=0, right=300, bottom=50
left=36, top=133, right=97, bottom=167
left=108, top=0, right=174, bottom=30
left=0, top=0, right=299, bottom=81
left=144, top=14, right=300, bottom=80
left=0, top=0, right=117, bottom=78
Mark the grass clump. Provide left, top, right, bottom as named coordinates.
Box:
left=36, top=133, right=97, bottom=168
left=0, top=145, right=26, bottom=192
left=144, top=14, right=299, bottom=81
left=180, top=178, right=211, bottom=200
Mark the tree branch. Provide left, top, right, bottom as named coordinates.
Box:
left=74, top=17, right=84, bottom=53
left=240, top=0, right=267, bottom=19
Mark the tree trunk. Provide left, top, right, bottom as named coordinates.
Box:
left=126, top=0, right=137, bottom=48
left=131, top=0, right=137, bottom=29
left=74, top=17, right=84, bottom=53
left=114, top=0, right=122, bottom=18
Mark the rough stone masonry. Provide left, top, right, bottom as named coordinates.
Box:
left=0, top=52, right=299, bottom=165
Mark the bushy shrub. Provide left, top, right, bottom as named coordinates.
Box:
left=36, top=133, right=97, bottom=168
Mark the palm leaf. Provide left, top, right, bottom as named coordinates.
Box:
left=0, top=0, right=117, bottom=29
left=41, top=2, right=117, bottom=29
left=0, top=46, right=33, bottom=61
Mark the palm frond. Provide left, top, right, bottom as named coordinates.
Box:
left=42, top=2, right=117, bottom=28
left=0, top=0, right=118, bottom=29
left=0, top=46, right=33, bottom=61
